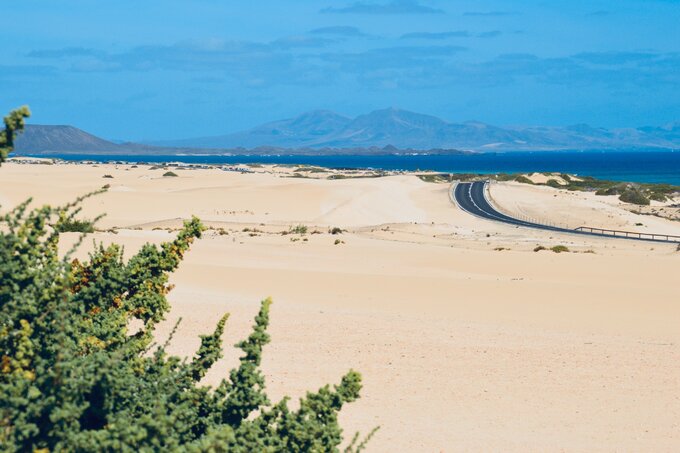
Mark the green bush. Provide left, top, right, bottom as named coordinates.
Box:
left=533, top=246, right=547, bottom=252
left=55, top=217, right=95, bottom=233
left=0, top=106, right=30, bottom=161
left=648, top=192, right=668, bottom=202
left=330, top=227, right=344, bottom=235
left=545, top=179, right=562, bottom=188
left=619, top=189, right=650, bottom=206
left=0, top=107, right=373, bottom=452
left=514, top=175, right=534, bottom=185
left=163, top=171, right=179, bottom=177
left=417, top=174, right=452, bottom=183
left=550, top=245, right=570, bottom=253
left=290, top=225, right=308, bottom=234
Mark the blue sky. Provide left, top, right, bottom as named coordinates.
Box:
left=1, top=0, right=679, bottom=140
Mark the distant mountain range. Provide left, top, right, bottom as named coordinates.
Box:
left=150, top=108, right=679, bottom=151
left=12, top=108, right=680, bottom=155
left=11, top=125, right=466, bottom=156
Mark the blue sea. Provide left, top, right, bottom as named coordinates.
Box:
left=18, top=150, right=680, bottom=186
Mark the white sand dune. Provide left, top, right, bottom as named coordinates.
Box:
left=2, top=162, right=680, bottom=452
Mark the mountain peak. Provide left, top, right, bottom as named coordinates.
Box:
left=288, top=110, right=351, bottom=128
left=16, top=125, right=120, bottom=153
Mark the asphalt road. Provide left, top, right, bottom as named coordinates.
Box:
left=452, top=181, right=680, bottom=243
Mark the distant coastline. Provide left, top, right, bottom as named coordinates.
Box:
left=12, top=149, right=680, bottom=185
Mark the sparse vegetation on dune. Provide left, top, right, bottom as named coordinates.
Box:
left=418, top=171, right=679, bottom=206
left=294, top=166, right=327, bottom=173
left=617, top=187, right=651, bottom=205
left=163, top=171, right=178, bottom=177
left=328, top=171, right=386, bottom=180
left=534, top=245, right=570, bottom=253
left=55, top=217, right=95, bottom=233
left=417, top=173, right=454, bottom=183
left=290, top=224, right=308, bottom=234
left=514, top=175, right=534, bottom=185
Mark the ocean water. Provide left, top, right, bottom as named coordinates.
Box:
left=18, top=150, right=680, bottom=185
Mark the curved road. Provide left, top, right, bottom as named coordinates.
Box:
left=452, top=181, right=680, bottom=243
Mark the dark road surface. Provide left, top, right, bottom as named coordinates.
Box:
left=452, top=181, right=680, bottom=244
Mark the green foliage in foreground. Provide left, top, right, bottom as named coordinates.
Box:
left=0, top=107, right=374, bottom=452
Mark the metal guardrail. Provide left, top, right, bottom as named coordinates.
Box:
left=453, top=180, right=680, bottom=244
left=575, top=226, right=680, bottom=243
left=484, top=179, right=573, bottom=230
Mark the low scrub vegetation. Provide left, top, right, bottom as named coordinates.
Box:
left=417, top=173, right=453, bottom=183
left=55, top=217, right=95, bottom=233
left=514, top=175, right=534, bottom=185
left=294, top=166, right=327, bottom=173
left=534, top=245, right=570, bottom=253
left=417, top=169, right=678, bottom=207
left=618, top=188, right=650, bottom=205
left=163, top=171, right=178, bottom=177
left=290, top=224, right=308, bottom=234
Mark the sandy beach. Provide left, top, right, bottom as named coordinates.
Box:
left=2, top=161, right=679, bottom=452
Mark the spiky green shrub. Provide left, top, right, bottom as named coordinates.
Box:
left=0, top=106, right=30, bottom=162
left=0, top=107, right=374, bottom=452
